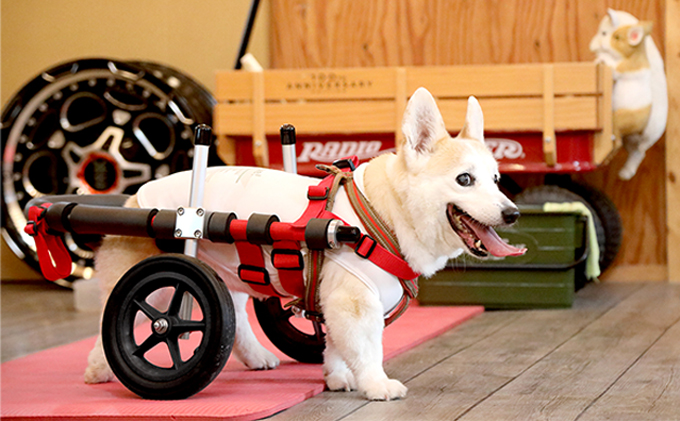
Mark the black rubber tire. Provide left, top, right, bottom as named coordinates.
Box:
left=514, top=184, right=622, bottom=272
left=561, top=181, right=622, bottom=272
left=102, top=254, right=235, bottom=400
left=253, top=297, right=325, bottom=364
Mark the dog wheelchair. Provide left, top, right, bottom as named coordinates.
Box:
left=23, top=125, right=384, bottom=400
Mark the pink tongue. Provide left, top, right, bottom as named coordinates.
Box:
left=464, top=216, right=527, bottom=257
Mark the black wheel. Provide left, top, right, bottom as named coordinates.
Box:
left=514, top=184, right=622, bottom=272
left=1, top=58, right=216, bottom=285
left=102, top=254, right=235, bottom=400
left=253, top=297, right=325, bottom=364
left=560, top=181, right=622, bottom=271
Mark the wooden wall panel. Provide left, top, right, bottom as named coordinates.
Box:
left=270, top=0, right=668, bottom=276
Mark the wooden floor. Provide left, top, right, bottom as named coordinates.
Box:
left=3, top=280, right=680, bottom=420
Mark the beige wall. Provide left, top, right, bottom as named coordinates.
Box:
left=1, top=0, right=270, bottom=280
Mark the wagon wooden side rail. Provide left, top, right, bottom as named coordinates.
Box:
left=214, top=63, right=614, bottom=175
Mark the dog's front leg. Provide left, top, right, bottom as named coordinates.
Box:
left=229, top=291, right=280, bottom=370
left=320, top=261, right=407, bottom=401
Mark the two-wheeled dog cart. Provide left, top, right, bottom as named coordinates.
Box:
left=24, top=124, right=369, bottom=399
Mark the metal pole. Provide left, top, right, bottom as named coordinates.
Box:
left=180, top=124, right=212, bottom=336
left=280, top=124, right=297, bottom=174
left=234, top=0, right=262, bottom=70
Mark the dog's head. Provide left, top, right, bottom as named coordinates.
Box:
left=590, top=9, right=652, bottom=65
left=396, top=88, right=525, bottom=273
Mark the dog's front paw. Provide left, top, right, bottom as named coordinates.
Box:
left=238, top=347, right=280, bottom=370
left=361, top=378, right=408, bottom=401
left=325, top=368, right=356, bottom=392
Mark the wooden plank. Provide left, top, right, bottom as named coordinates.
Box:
left=214, top=71, right=253, bottom=101
left=251, top=71, right=268, bottom=166
left=217, top=63, right=599, bottom=103
left=394, top=67, right=407, bottom=149
left=332, top=283, right=643, bottom=421
left=452, top=284, right=680, bottom=420
left=217, top=67, right=400, bottom=101
left=593, top=64, right=615, bottom=165
left=268, top=311, right=525, bottom=421
left=215, top=96, right=598, bottom=136
left=543, top=64, right=557, bottom=166
left=407, top=63, right=598, bottom=98
left=268, top=282, right=642, bottom=421
left=215, top=96, right=598, bottom=135
left=578, top=318, right=680, bottom=420
left=667, top=0, right=680, bottom=282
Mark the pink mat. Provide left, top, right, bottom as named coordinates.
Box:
left=2, top=303, right=482, bottom=421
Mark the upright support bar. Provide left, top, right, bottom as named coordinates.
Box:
left=280, top=124, right=297, bottom=174
left=181, top=124, right=212, bottom=335
left=183, top=125, right=212, bottom=257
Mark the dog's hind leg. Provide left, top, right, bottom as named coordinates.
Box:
left=229, top=291, right=280, bottom=370
left=84, top=233, right=161, bottom=384
left=320, top=261, right=407, bottom=401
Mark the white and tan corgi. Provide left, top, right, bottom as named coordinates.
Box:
left=590, top=8, right=668, bottom=180
left=84, top=88, right=525, bottom=400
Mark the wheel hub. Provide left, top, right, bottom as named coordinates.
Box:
left=152, top=318, right=169, bottom=335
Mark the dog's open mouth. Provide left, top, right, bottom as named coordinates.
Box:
left=447, top=204, right=526, bottom=258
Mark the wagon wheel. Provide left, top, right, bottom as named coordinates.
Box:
left=253, top=297, right=325, bottom=364
left=514, top=184, right=622, bottom=272
left=102, top=254, right=235, bottom=400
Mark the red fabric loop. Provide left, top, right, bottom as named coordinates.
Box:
left=24, top=204, right=72, bottom=281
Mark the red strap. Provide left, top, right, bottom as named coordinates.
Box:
left=234, top=241, right=283, bottom=296
left=351, top=234, right=419, bottom=287
left=271, top=240, right=305, bottom=298
left=24, top=204, right=72, bottom=281
left=293, top=176, right=336, bottom=228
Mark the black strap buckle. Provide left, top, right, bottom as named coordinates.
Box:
left=354, top=235, right=377, bottom=259
left=332, top=158, right=356, bottom=171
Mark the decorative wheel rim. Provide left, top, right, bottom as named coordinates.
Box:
left=1, top=58, right=216, bottom=283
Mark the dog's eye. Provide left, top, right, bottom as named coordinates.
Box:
left=494, top=174, right=500, bottom=184
left=456, top=173, right=473, bottom=187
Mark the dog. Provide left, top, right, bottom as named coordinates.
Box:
left=84, top=87, right=525, bottom=400
left=589, top=8, right=667, bottom=180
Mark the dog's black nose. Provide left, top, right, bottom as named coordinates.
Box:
left=502, top=206, right=520, bottom=224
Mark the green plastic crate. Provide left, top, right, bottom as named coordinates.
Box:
left=418, top=206, right=587, bottom=309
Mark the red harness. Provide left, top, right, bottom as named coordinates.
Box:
left=231, top=158, right=419, bottom=325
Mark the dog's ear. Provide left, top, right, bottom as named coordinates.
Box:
left=401, top=87, right=448, bottom=156
left=459, top=96, right=485, bottom=142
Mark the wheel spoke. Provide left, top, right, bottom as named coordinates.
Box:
left=134, top=299, right=162, bottom=320
left=168, top=283, right=187, bottom=316
left=165, top=337, right=183, bottom=369
left=172, top=320, right=206, bottom=335
left=312, top=320, right=324, bottom=341
left=133, top=334, right=162, bottom=358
